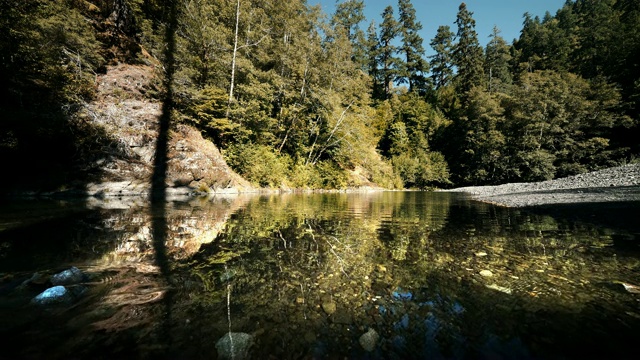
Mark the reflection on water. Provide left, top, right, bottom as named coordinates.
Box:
left=0, top=192, right=639, bottom=359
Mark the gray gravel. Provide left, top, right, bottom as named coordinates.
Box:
left=446, top=163, right=640, bottom=207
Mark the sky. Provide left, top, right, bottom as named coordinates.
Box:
left=311, top=0, right=567, bottom=53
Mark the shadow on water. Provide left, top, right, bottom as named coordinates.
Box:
left=526, top=201, right=640, bottom=242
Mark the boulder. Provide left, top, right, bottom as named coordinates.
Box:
left=359, top=328, right=379, bottom=352
left=31, top=286, right=73, bottom=305
left=215, top=332, right=253, bottom=360
left=51, top=267, right=85, bottom=286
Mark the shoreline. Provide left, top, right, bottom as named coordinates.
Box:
left=444, top=163, right=640, bottom=207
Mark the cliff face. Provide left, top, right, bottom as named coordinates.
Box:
left=78, top=63, right=252, bottom=197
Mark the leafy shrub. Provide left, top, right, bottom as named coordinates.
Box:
left=224, top=144, right=290, bottom=187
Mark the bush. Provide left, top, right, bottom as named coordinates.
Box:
left=224, top=144, right=290, bottom=187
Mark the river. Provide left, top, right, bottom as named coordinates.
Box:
left=1, top=192, right=639, bottom=359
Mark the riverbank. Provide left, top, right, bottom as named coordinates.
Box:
left=445, top=163, right=640, bottom=207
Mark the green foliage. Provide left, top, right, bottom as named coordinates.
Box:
left=429, top=25, right=455, bottom=89
left=377, top=5, right=400, bottom=99
left=224, top=144, right=290, bottom=188
left=397, top=0, right=429, bottom=93
left=452, top=3, right=485, bottom=97
left=485, top=26, right=512, bottom=93
left=378, top=94, right=451, bottom=188
left=3, top=0, right=638, bottom=191
left=503, top=70, right=631, bottom=181
left=0, top=0, right=104, bottom=106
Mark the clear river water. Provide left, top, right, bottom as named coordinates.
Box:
left=1, top=191, right=639, bottom=359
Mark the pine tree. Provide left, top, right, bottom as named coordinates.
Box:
left=397, top=0, right=429, bottom=93
left=332, top=0, right=367, bottom=66
left=429, top=25, right=455, bottom=89
left=332, top=0, right=365, bottom=41
left=484, top=26, right=512, bottom=93
left=452, top=2, right=484, bottom=96
left=365, top=20, right=383, bottom=99
left=378, top=5, right=400, bottom=99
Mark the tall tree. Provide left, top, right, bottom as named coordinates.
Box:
left=429, top=25, right=455, bottom=89
left=365, top=20, right=383, bottom=98
left=397, top=0, right=429, bottom=93
left=332, top=0, right=365, bottom=40
left=502, top=70, right=632, bottom=181
left=378, top=5, right=400, bottom=99
left=484, top=26, right=512, bottom=93
left=452, top=2, right=484, bottom=96
left=331, top=0, right=367, bottom=66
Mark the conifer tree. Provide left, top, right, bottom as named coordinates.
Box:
left=332, top=0, right=367, bottom=66
left=378, top=5, right=400, bottom=99
left=397, top=0, right=429, bottom=93
left=452, top=2, right=484, bottom=96
left=429, top=25, right=455, bottom=89
left=484, top=26, right=512, bottom=93
left=365, top=20, right=383, bottom=99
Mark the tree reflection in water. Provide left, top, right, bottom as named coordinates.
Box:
left=0, top=193, right=639, bottom=359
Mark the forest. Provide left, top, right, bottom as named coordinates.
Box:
left=1, top=0, right=638, bottom=190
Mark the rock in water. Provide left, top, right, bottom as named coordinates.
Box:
left=51, top=267, right=85, bottom=286
left=321, top=301, right=337, bottom=315
left=486, top=283, right=512, bottom=294
left=359, top=328, right=379, bottom=352
left=31, top=286, right=73, bottom=305
left=620, top=282, right=640, bottom=294
left=215, top=332, right=253, bottom=360
left=479, top=270, right=493, bottom=277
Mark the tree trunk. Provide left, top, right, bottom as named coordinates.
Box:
left=227, top=0, right=241, bottom=117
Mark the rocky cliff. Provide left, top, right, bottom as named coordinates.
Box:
left=76, top=63, right=252, bottom=197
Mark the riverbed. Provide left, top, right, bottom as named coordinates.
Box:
left=1, top=192, right=639, bottom=359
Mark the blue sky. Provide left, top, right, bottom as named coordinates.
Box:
left=311, top=0, right=567, bottom=52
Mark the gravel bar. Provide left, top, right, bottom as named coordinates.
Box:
left=445, top=163, right=640, bottom=207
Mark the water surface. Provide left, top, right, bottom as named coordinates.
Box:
left=1, top=192, right=639, bottom=359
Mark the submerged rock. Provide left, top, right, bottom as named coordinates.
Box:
left=215, top=332, right=253, bottom=360
left=51, top=267, right=85, bottom=286
left=31, top=286, right=73, bottom=305
left=486, top=283, right=512, bottom=295
left=359, top=328, right=379, bottom=352
left=322, top=301, right=337, bottom=315
left=619, top=282, right=640, bottom=294
left=392, top=288, right=413, bottom=301
left=479, top=270, right=493, bottom=277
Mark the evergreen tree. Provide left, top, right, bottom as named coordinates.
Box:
left=378, top=5, right=400, bottom=99
left=452, top=2, right=484, bottom=96
left=365, top=20, right=383, bottom=99
left=502, top=70, right=631, bottom=181
left=484, top=26, right=512, bottom=93
left=397, top=0, right=429, bottom=93
left=331, top=0, right=367, bottom=66
left=429, top=25, right=455, bottom=89
left=332, top=0, right=365, bottom=40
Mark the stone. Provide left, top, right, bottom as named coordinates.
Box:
left=50, top=267, right=85, bottom=286
left=486, top=283, right=512, bottom=294
left=31, top=286, right=73, bottom=305
left=392, top=288, right=413, bottom=301
left=475, top=251, right=488, bottom=257
left=359, top=328, right=379, bottom=352
left=479, top=270, right=493, bottom=277
left=322, top=301, right=337, bottom=315
left=215, top=332, right=253, bottom=360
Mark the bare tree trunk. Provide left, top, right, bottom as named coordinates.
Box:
left=227, top=0, right=241, bottom=117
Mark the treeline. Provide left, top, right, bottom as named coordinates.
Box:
left=1, top=0, right=638, bottom=190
